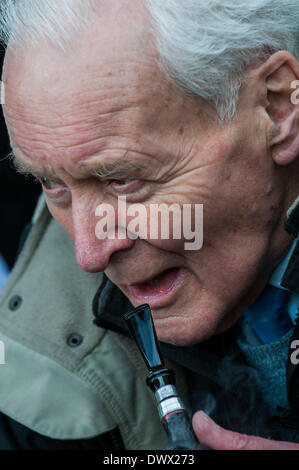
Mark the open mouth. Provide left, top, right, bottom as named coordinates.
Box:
left=127, top=267, right=184, bottom=303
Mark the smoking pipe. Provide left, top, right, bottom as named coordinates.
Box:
left=122, top=304, right=201, bottom=450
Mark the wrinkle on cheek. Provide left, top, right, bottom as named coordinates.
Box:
left=122, top=201, right=193, bottom=254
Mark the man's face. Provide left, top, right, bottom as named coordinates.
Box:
left=2, top=2, right=292, bottom=345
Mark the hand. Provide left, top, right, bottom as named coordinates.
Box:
left=192, top=411, right=299, bottom=450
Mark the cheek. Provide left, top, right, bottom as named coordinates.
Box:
left=122, top=203, right=202, bottom=254
left=47, top=203, right=74, bottom=240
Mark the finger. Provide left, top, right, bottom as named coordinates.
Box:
left=192, top=411, right=299, bottom=450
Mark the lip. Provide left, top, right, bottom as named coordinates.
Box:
left=127, top=267, right=185, bottom=307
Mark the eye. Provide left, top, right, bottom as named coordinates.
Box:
left=111, top=179, right=131, bottom=186
left=39, top=177, right=65, bottom=191
left=108, top=179, right=144, bottom=193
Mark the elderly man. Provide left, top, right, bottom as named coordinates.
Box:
left=0, top=0, right=298, bottom=450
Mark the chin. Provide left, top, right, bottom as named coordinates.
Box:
left=152, top=296, right=241, bottom=346
left=152, top=312, right=220, bottom=347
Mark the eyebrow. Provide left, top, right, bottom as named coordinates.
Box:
left=90, top=160, right=146, bottom=180
left=8, top=149, right=147, bottom=181
left=8, top=150, right=56, bottom=179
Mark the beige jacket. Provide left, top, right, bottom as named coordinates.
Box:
left=0, top=196, right=188, bottom=450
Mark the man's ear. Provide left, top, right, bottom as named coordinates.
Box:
left=261, top=51, right=299, bottom=166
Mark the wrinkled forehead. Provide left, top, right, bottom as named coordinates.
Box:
left=1, top=3, right=169, bottom=153
left=2, top=0, right=154, bottom=102
left=1, top=0, right=215, bottom=173
left=2, top=45, right=175, bottom=153
left=1, top=13, right=204, bottom=171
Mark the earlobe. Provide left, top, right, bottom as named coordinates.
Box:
left=263, top=52, right=299, bottom=166
left=271, top=110, right=299, bottom=166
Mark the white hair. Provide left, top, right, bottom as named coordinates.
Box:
left=1, top=0, right=299, bottom=120
left=0, top=0, right=95, bottom=49
left=146, top=0, right=299, bottom=120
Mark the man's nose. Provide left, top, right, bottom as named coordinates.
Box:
left=72, top=198, right=134, bottom=273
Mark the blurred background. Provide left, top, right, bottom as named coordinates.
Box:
left=0, top=44, right=41, bottom=284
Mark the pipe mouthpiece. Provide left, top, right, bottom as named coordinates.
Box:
left=122, top=304, right=164, bottom=371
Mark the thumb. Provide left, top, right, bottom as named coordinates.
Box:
left=192, top=411, right=299, bottom=450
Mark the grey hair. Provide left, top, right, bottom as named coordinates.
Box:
left=1, top=0, right=299, bottom=121
left=0, top=0, right=95, bottom=50
left=146, top=0, right=299, bottom=120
